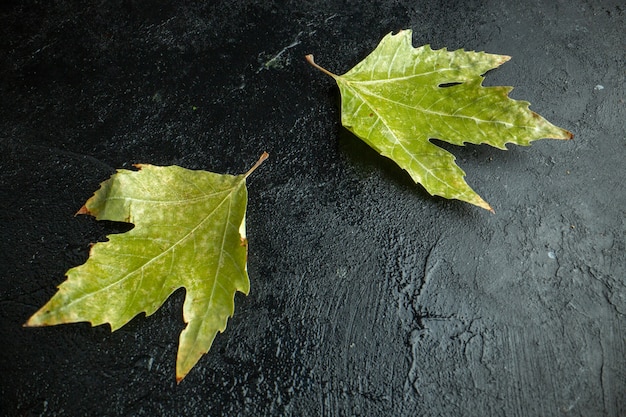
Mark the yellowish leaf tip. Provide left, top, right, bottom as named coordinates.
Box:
left=23, top=316, right=38, bottom=327
left=475, top=198, right=495, bottom=213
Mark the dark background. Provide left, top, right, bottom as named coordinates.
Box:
left=1, top=1, right=624, bottom=416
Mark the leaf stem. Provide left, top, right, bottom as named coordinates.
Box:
left=245, top=152, right=269, bottom=178
left=305, top=54, right=337, bottom=79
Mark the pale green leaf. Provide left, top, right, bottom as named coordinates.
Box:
left=307, top=29, right=572, bottom=210
left=26, top=153, right=268, bottom=382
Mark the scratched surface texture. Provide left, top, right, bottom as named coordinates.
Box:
left=1, top=0, right=624, bottom=416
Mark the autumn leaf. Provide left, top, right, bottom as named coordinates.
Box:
left=26, top=153, right=268, bottom=382
left=307, top=30, right=572, bottom=211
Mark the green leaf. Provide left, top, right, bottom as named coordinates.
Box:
left=307, top=29, right=572, bottom=211
left=26, top=153, right=268, bottom=382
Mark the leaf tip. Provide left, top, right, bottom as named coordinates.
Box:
left=499, top=54, right=512, bottom=65
left=75, top=205, right=91, bottom=216
left=23, top=317, right=37, bottom=328
left=24, top=308, right=48, bottom=327
left=479, top=200, right=495, bottom=213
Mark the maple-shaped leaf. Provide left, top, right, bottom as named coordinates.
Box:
left=26, top=153, right=268, bottom=382
left=307, top=30, right=572, bottom=210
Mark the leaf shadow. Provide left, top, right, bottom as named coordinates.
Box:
left=337, top=129, right=522, bottom=216
left=338, top=127, right=430, bottom=197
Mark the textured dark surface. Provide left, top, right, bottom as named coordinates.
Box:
left=1, top=1, right=625, bottom=416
